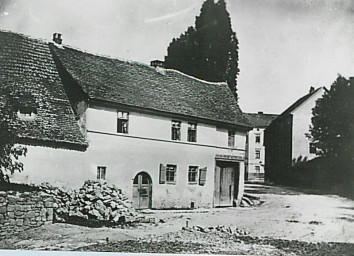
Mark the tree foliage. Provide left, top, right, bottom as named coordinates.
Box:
left=309, top=76, right=354, bottom=159
left=0, top=88, right=27, bottom=182
left=164, top=0, right=239, bottom=99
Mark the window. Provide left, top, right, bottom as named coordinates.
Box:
left=309, top=143, right=316, bottom=154
left=171, top=120, right=181, bottom=141
left=188, top=123, right=197, bottom=142
left=166, top=164, right=177, bottom=183
left=117, top=111, right=129, bottom=133
left=17, top=107, right=37, bottom=121
left=188, top=166, right=198, bottom=183
left=255, top=166, right=260, bottom=173
left=228, top=130, right=235, bottom=147
left=97, top=166, right=106, bottom=180
left=255, top=134, right=261, bottom=143
left=255, top=150, right=261, bottom=159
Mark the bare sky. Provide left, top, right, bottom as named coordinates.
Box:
left=0, top=0, right=353, bottom=114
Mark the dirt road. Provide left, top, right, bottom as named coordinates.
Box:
left=1, top=183, right=353, bottom=253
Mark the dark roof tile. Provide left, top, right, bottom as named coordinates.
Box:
left=0, top=30, right=87, bottom=149
left=51, top=46, right=250, bottom=127
left=244, top=113, right=278, bottom=128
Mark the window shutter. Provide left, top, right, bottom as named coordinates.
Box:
left=199, top=167, right=207, bottom=186
left=159, top=164, right=166, bottom=184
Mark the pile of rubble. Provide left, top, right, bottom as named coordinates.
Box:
left=182, top=225, right=249, bottom=236
left=39, top=180, right=140, bottom=225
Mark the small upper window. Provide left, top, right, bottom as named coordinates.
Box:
left=187, top=123, right=197, bottom=142
left=97, top=166, right=106, bottom=180
left=228, top=130, right=235, bottom=147
left=117, top=111, right=129, bottom=133
left=255, top=134, right=261, bottom=143
left=171, top=120, right=181, bottom=141
left=255, top=166, right=260, bottom=173
left=255, top=150, right=261, bottom=159
left=188, top=166, right=198, bottom=184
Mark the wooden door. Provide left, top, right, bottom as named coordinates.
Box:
left=219, top=167, right=234, bottom=206
left=133, top=172, right=152, bottom=209
left=214, top=162, right=239, bottom=207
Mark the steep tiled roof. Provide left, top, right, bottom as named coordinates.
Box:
left=51, top=46, right=250, bottom=128
left=0, top=31, right=87, bottom=150
left=244, top=113, right=278, bottom=128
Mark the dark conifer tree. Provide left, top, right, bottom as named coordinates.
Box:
left=310, top=76, right=354, bottom=159
left=309, top=76, right=354, bottom=189
left=165, top=0, right=239, bottom=99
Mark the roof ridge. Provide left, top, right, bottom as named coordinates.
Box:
left=59, top=44, right=229, bottom=87
left=283, top=86, right=324, bottom=114
left=5, top=30, right=230, bottom=88
left=244, top=112, right=279, bottom=116
left=60, top=44, right=152, bottom=68
left=164, top=69, right=228, bottom=86
left=0, top=29, right=51, bottom=45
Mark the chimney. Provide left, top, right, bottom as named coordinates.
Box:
left=349, top=77, right=354, bottom=84
left=53, top=33, right=62, bottom=45
left=150, top=60, right=164, bottom=68
left=309, top=86, right=315, bottom=93
left=258, top=111, right=263, bottom=115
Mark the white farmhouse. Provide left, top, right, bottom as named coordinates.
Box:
left=2, top=31, right=251, bottom=209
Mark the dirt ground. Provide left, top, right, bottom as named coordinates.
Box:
left=1, top=183, right=353, bottom=253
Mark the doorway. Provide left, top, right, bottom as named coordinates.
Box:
left=132, top=172, right=152, bottom=209
left=214, top=161, right=240, bottom=207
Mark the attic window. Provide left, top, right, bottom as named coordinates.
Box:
left=17, top=107, right=37, bottom=121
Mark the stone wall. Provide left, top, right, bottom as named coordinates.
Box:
left=0, top=190, right=54, bottom=236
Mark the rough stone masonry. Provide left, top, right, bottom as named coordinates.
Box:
left=0, top=190, right=54, bottom=236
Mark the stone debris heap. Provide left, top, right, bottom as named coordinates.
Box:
left=40, top=180, right=139, bottom=225
left=182, top=225, right=249, bottom=236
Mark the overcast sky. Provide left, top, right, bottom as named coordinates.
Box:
left=0, top=0, right=353, bottom=114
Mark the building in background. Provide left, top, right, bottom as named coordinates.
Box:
left=264, top=87, right=326, bottom=183
left=243, top=112, right=278, bottom=181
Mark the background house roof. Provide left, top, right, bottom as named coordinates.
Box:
left=0, top=30, right=87, bottom=150
left=51, top=45, right=250, bottom=128
left=244, top=113, right=278, bottom=128
left=266, top=87, right=325, bottom=130
left=281, top=87, right=324, bottom=116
